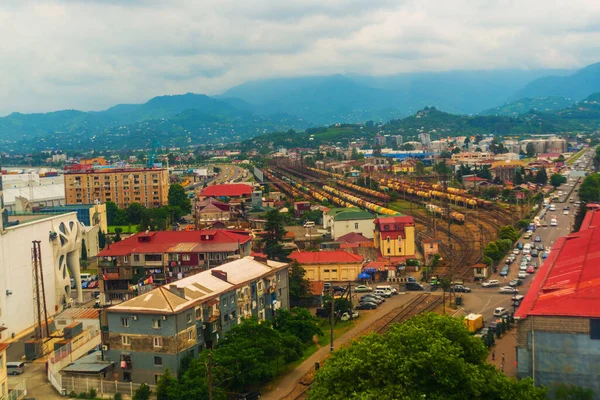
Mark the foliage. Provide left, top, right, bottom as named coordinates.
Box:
left=499, top=225, right=519, bottom=242
left=114, top=393, right=123, bottom=400
left=309, top=313, right=547, bottom=400
left=579, top=173, right=600, bottom=203
left=484, top=241, right=502, bottom=263
left=106, top=201, right=127, bottom=226
left=273, top=307, right=323, bottom=345
left=526, top=142, right=536, bottom=157
left=98, top=230, right=106, bottom=249
left=550, top=173, right=567, bottom=188
left=168, top=184, right=192, bottom=215
left=133, top=383, right=152, bottom=400
left=415, top=161, right=425, bottom=175
left=517, top=219, right=531, bottom=229
left=535, top=168, right=548, bottom=185
left=263, top=209, right=291, bottom=261
left=113, top=227, right=123, bottom=242
left=80, top=239, right=87, bottom=261
left=289, top=262, right=312, bottom=302
left=126, top=202, right=146, bottom=225
left=553, top=383, right=595, bottom=400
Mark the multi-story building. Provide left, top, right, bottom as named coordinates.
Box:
left=97, top=230, right=253, bottom=304
left=64, top=166, right=169, bottom=209
left=373, top=216, right=416, bottom=261
left=491, top=160, right=524, bottom=182
left=323, top=208, right=375, bottom=240
left=195, top=197, right=231, bottom=227
left=516, top=209, right=600, bottom=396
left=451, top=152, right=494, bottom=166
left=101, top=256, right=289, bottom=384
left=289, top=250, right=364, bottom=281
left=0, top=342, right=8, bottom=398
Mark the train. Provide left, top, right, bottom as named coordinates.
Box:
left=333, top=179, right=391, bottom=202
left=321, top=185, right=400, bottom=216
left=425, top=204, right=466, bottom=223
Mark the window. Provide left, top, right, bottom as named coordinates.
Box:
left=0, top=354, right=3, bottom=369
left=259, top=298, right=264, bottom=306
left=121, top=335, right=131, bottom=345
left=124, top=372, right=132, bottom=382
left=152, top=319, right=161, bottom=329
left=387, top=248, right=391, bottom=254
left=182, top=254, right=190, bottom=261
left=188, top=330, right=194, bottom=340
left=120, top=318, right=129, bottom=327
left=591, top=319, right=600, bottom=340
left=133, top=255, right=140, bottom=262
left=187, top=313, right=192, bottom=324
left=195, top=307, right=201, bottom=319
left=257, top=282, right=262, bottom=290
left=154, top=374, right=162, bottom=384
left=278, top=289, right=282, bottom=297
left=124, top=256, right=129, bottom=263
left=223, top=297, right=228, bottom=306
left=154, top=356, right=162, bottom=366
left=476, top=268, right=483, bottom=275
left=153, top=337, right=163, bottom=348
left=398, top=248, right=402, bottom=253
left=277, top=274, right=280, bottom=282
left=230, top=295, right=235, bottom=304
left=355, top=223, right=359, bottom=229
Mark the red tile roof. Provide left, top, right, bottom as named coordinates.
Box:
left=289, top=250, right=363, bottom=265
left=309, top=281, right=325, bottom=296
left=336, top=232, right=371, bottom=244
left=516, top=213, right=600, bottom=319
left=464, top=176, right=487, bottom=182
left=199, top=184, right=253, bottom=198
left=98, top=230, right=252, bottom=257
left=374, top=216, right=414, bottom=240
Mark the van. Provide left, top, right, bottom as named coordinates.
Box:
left=80, top=273, right=92, bottom=282
left=303, top=221, right=315, bottom=228
left=405, top=282, right=424, bottom=291
left=376, top=286, right=396, bottom=295
left=7, top=361, right=25, bottom=375
left=512, top=295, right=525, bottom=306
left=373, top=289, right=391, bottom=298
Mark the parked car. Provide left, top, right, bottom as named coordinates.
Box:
left=493, top=307, right=508, bottom=317
left=324, top=283, right=332, bottom=290
left=354, top=285, right=372, bottom=293
left=373, top=289, right=391, bottom=298
left=518, top=271, right=528, bottom=279
left=356, top=302, right=377, bottom=310
left=482, top=279, right=500, bottom=288
left=519, top=264, right=528, bottom=271
left=332, top=285, right=346, bottom=293
left=512, top=295, right=525, bottom=306
left=405, top=282, right=424, bottom=291
left=537, top=244, right=544, bottom=251
left=516, top=242, right=524, bottom=250
left=531, top=249, right=539, bottom=258
left=527, top=265, right=535, bottom=273
left=564, top=210, right=569, bottom=215
left=81, top=281, right=90, bottom=289
left=512, top=248, right=520, bottom=255
left=542, top=251, right=549, bottom=259
left=535, top=236, right=541, bottom=242
left=499, top=286, right=518, bottom=294
left=360, top=295, right=383, bottom=304
left=450, top=284, right=472, bottom=293
left=509, top=279, right=523, bottom=287
left=499, top=266, right=509, bottom=276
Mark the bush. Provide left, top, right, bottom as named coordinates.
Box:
left=88, top=388, right=97, bottom=399
left=114, top=394, right=123, bottom=400
left=69, top=391, right=78, bottom=398
left=133, top=383, right=152, bottom=400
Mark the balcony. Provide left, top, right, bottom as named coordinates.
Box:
left=144, top=260, right=163, bottom=267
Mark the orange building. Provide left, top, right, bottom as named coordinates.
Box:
left=64, top=167, right=169, bottom=208
left=80, top=157, right=107, bottom=166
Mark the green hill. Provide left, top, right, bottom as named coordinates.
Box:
left=480, top=97, right=575, bottom=116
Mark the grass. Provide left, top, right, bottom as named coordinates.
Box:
left=567, top=149, right=586, bottom=166
left=107, top=225, right=140, bottom=234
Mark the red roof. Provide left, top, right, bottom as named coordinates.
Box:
left=309, top=281, right=325, bottom=296
left=516, top=212, right=600, bottom=319
left=199, top=184, right=253, bottom=198
left=289, top=250, right=363, bottom=265
left=98, top=230, right=252, bottom=257
left=464, top=176, right=487, bottom=182
left=336, top=232, right=371, bottom=244
left=374, top=216, right=414, bottom=240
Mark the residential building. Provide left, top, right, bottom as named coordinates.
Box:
left=515, top=209, right=600, bottom=396
left=198, top=183, right=253, bottom=201
left=64, top=166, right=169, bottom=209
left=418, top=133, right=431, bottom=146
left=422, top=238, right=441, bottom=262
left=323, top=208, right=375, bottom=239
left=547, top=138, right=567, bottom=153
left=471, top=263, right=490, bottom=281
left=289, top=250, right=364, bottom=281
left=97, top=230, right=253, bottom=304
left=195, top=197, right=231, bottom=227
left=491, top=160, right=525, bottom=182
left=373, top=216, right=416, bottom=261
left=0, top=343, right=8, bottom=399
left=101, top=256, right=289, bottom=384
left=391, top=159, right=417, bottom=174
left=52, top=153, right=67, bottom=163
left=451, top=152, right=494, bottom=165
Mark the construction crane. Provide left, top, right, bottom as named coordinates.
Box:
left=146, top=139, right=163, bottom=168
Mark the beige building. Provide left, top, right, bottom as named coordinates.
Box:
left=64, top=167, right=169, bottom=209
left=373, top=216, right=416, bottom=260
left=0, top=343, right=7, bottom=399
left=289, top=250, right=364, bottom=281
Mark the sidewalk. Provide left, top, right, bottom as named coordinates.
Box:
left=262, top=294, right=418, bottom=400
left=487, top=331, right=518, bottom=378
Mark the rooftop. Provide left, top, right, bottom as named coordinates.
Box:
left=336, top=232, right=372, bottom=244
left=289, top=250, right=364, bottom=265
left=97, top=229, right=252, bottom=257
left=516, top=211, right=600, bottom=319
left=107, top=256, right=288, bottom=314
left=199, top=183, right=253, bottom=198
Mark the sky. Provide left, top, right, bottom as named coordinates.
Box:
left=2, top=0, right=600, bottom=115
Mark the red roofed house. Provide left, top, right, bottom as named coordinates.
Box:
left=515, top=208, right=600, bottom=395
left=97, top=229, right=252, bottom=304
left=373, top=216, right=416, bottom=260
left=289, top=250, right=364, bottom=281
left=196, top=197, right=231, bottom=227
left=198, top=183, right=253, bottom=200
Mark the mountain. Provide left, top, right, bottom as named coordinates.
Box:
left=221, top=69, right=566, bottom=122
left=0, top=93, right=313, bottom=152
left=479, top=96, right=575, bottom=116
left=513, top=62, right=600, bottom=100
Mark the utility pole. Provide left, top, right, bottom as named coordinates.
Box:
left=330, top=288, right=335, bottom=353
left=208, top=351, right=213, bottom=400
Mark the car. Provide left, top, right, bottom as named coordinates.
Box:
left=354, top=285, right=372, bottom=293
left=81, top=281, right=90, bottom=289
left=527, top=265, right=535, bottom=273
left=524, top=231, right=533, bottom=239
left=509, top=278, right=523, bottom=287
left=482, top=279, right=500, bottom=288
left=512, top=295, right=525, bottom=306
left=516, top=242, right=524, bottom=250
left=542, top=251, right=549, bottom=259
left=520, top=264, right=528, bottom=271
left=237, top=391, right=261, bottom=400
left=499, top=286, right=518, bottom=294
left=518, top=271, right=528, bottom=279
left=88, top=281, right=99, bottom=289
left=373, top=289, right=392, bottom=298
left=564, top=210, right=569, bottom=215
left=332, top=285, right=346, bottom=292
left=542, top=221, right=548, bottom=227
left=537, top=244, right=544, bottom=251
left=303, top=221, right=315, bottom=228
left=534, top=236, right=541, bottom=242
left=324, top=282, right=332, bottom=290
left=505, top=256, right=515, bottom=264
left=531, top=249, right=539, bottom=258
left=450, top=284, right=472, bottom=293
left=564, top=206, right=570, bottom=210
left=493, top=307, right=508, bottom=317
left=356, top=302, right=377, bottom=310
left=361, top=295, right=383, bottom=304
left=512, top=249, right=520, bottom=255
left=499, top=266, right=509, bottom=276
left=405, top=282, right=424, bottom=291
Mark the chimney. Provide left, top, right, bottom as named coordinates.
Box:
left=211, top=269, right=228, bottom=282
left=168, top=284, right=185, bottom=298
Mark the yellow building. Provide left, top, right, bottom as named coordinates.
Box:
left=289, top=250, right=364, bottom=281
left=64, top=167, right=169, bottom=209
left=392, top=160, right=417, bottom=174
left=373, top=216, right=416, bottom=260
left=0, top=343, right=8, bottom=399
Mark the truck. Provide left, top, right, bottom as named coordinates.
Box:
left=464, top=313, right=484, bottom=333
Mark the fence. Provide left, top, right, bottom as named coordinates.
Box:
left=62, top=376, right=156, bottom=399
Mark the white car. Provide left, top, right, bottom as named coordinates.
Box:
left=518, top=271, right=528, bottom=279
left=513, top=249, right=520, bottom=255
left=499, top=286, right=518, bottom=294
left=520, top=264, right=528, bottom=271
left=494, top=307, right=508, bottom=317
left=482, top=279, right=500, bottom=288
left=564, top=210, right=569, bottom=215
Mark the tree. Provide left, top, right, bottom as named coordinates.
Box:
left=106, top=201, right=126, bottom=226
left=289, top=262, right=311, bottom=303
left=415, top=161, right=425, bottom=175
left=550, top=173, right=567, bottom=188
left=517, top=219, right=531, bottom=230
left=126, top=202, right=146, bottom=225
left=113, top=227, right=123, bottom=243
left=273, top=307, right=323, bottom=345
left=439, top=150, right=452, bottom=159
left=98, top=230, right=106, bottom=249
left=554, top=383, right=594, bottom=400
left=535, top=168, right=548, bottom=185
left=309, top=313, right=547, bottom=400
left=155, top=369, right=180, bottom=400
left=578, top=173, right=600, bottom=203
left=263, top=209, right=291, bottom=261
left=372, top=145, right=382, bottom=157
left=168, top=184, right=192, bottom=215
left=514, top=171, right=524, bottom=185
left=526, top=142, right=536, bottom=157
left=133, top=383, right=152, bottom=400
left=499, top=225, right=519, bottom=243
left=400, top=143, right=415, bottom=151
left=80, top=239, right=87, bottom=261
left=484, top=242, right=502, bottom=264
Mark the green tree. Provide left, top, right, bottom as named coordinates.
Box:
left=535, top=168, right=548, bottom=185
left=273, top=307, right=323, bottom=345
left=289, top=262, right=311, bottom=303
left=106, top=201, right=127, bottom=225
left=526, top=142, right=536, bottom=157
left=579, top=173, right=600, bottom=203
left=263, top=209, right=291, bottom=261
left=415, top=161, right=425, bottom=175
left=168, top=184, right=192, bottom=215
left=499, top=225, right=519, bottom=243
left=514, top=171, right=524, bottom=185
left=114, top=227, right=123, bottom=242
left=133, top=383, right=152, bottom=400
left=155, top=369, right=180, bottom=400
left=550, top=173, right=567, bottom=188
left=484, top=242, right=502, bottom=264
left=554, top=383, right=594, bottom=400
left=80, top=239, right=87, bottom=261
left=98, top=230, right=106, bottom=249
left=476, top=165, right=493, bottom=180
left=372, top=145, right=382, bottom=157
left=517, top=219, right=531, bottom=230
left=309, top=313, right=547, bottom=400
left=400, top=143, right=415, bottom=151
left=126, top=202, right=146, bottom=225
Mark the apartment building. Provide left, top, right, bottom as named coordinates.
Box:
left=101, top=256, right=289, bottom=384
left=97, top=230, right=253, bottom=304
left=64, top=166, right=169, bottom=209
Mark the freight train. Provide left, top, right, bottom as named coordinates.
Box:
left=425, top=204, right=466, bottom=223
left=321, top=185, right=400, bottom=216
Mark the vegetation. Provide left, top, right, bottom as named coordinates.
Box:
left=133, top=384, right=152, bottom=400
left=106, top=200, right=187, bottom=232
left=578, top=173, right=600, bottom=204
left=309, top=313, right=547, bottom=399
left=167, top=184, right=192, bottom=215
left=550, top=173, right=567, bottom=188
left=262, top=209, right=291, bottom=261
left=289, top=262, right=312, bottom=303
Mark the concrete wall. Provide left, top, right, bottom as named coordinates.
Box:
left=517, top=316, right=600, bottom=397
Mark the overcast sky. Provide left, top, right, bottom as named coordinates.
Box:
left=1, top=0, right=600, bottom=115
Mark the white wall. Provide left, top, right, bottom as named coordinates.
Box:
left=332, top=219, right=374, bottom=240
left=0, top=213, right=82, bottom=339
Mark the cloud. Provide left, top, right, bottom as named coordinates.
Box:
left=1, top=0, right=600, bottom=114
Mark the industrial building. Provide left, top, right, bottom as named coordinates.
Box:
left=516, top=209, right=600, bottom=396
left=64, top=165, right=169, bottom=209
left=101, top=256, right=289, bottom=384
